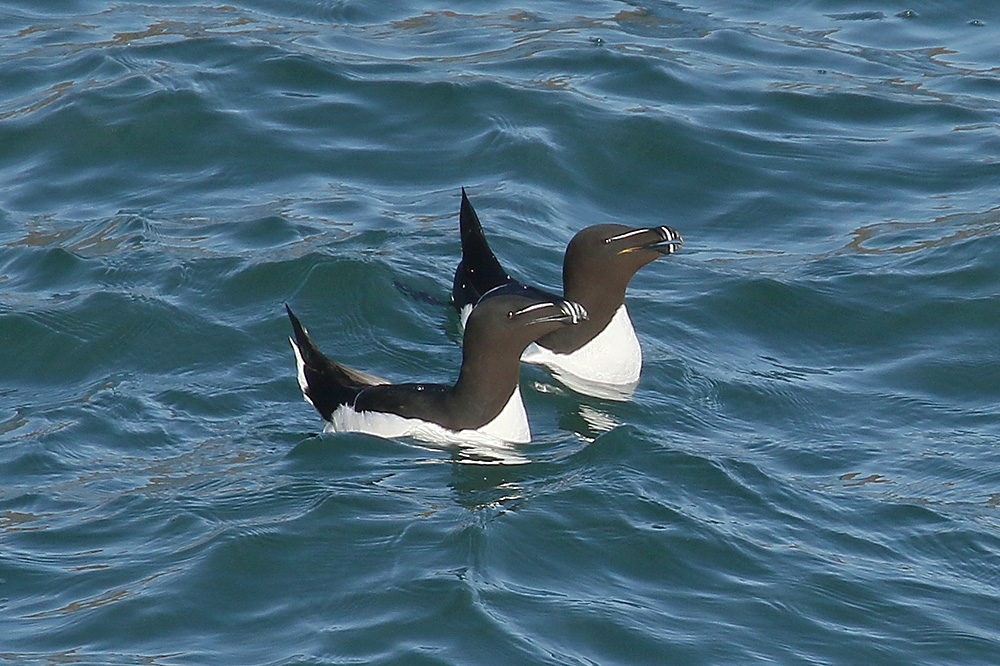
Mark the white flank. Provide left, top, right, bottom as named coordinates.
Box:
left=324, top=386, right=532, bottom=464
left=521, top=304, right=641, bottom=401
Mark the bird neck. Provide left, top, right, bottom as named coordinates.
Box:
left=449, top=343, right=522, bottom=428
left=538, top=279, right=627, bottom=354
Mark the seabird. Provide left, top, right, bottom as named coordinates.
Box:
left=286, top=290, right=588, bottom=446
left=452, top=189, right=682, bottom=400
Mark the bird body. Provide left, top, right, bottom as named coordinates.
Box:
left=286, top=291, right=587, bottom=446
left=452, top=189, right=681, bottom=399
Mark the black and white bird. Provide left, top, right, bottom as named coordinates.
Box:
left=452, top=189, right=682, bottom=400
left=286, top=290, right=587, bottom=447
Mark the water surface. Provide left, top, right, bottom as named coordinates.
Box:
left=2, top=2, right=999, bottom=664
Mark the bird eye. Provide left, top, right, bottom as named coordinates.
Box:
left=507, top=311, right=514, bottom=319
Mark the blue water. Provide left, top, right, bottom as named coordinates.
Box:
left=2, top=1, right=1000, bottom=664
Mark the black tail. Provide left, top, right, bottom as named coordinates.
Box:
left=285, top=304, right=367, bottom=422
left=452, top=188, right=513, bottom=310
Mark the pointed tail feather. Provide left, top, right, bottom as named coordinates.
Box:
left=452, top=188, right=513, bottom=311
left=285, top=304, right=382, bottom=422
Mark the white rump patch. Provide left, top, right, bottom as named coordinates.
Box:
left=289, top=338, right=314, bottom=409
left=458, top=302, right=474, bottom=330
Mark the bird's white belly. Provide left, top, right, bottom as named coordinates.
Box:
left=324, top=386, right=531, bottom=462
left=521, top=304, right=641, bottom=401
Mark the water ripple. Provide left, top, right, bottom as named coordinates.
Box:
left=3, top=1, right=1000, bottom=664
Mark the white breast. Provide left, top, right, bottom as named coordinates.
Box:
left=520, top=304, right=641, bottom=401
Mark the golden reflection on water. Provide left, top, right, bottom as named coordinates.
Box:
left=845, top=206, right=1000, bottom=255
left=21, top=568, right=179, bottom=619
left=0, top=6, right=268, bottom=121
left=840, top=471, right=892, bottom=486
left=0, top=81, right=74, bottom=122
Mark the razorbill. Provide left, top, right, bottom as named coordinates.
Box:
left=452, top=189, right=682, bottom=400
left=286, top=290, right=587, bottom=446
